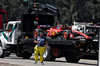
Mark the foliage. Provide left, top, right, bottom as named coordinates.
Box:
left=0, top=0, right=100, bottom=25
left=0, top=0, right=26, bottom=20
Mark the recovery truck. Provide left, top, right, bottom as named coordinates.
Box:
left=31, top=2, right=93, bottom=62
left=0, top=2, right=60, bottom=59
left=0, top=2, right=93, bottom=63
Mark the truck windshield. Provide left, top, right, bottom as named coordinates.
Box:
left=7, top=24, right=13, bottom=31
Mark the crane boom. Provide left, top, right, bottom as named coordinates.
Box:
left=28, top=2, right=60, bottom=22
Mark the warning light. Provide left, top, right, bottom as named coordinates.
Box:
left=18, top=20, right=20, bottom=21
left=90, top=22, right=93, bottom=24
left=34, top=4, right=36, bottom=7
left=36, top=17, right=38, bottom=21
left=79, top=44, right=81, bottom=47
left=25, top=35, right=29, bottom=39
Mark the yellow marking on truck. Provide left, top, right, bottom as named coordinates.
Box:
left=80, top=42, right=85, bottom=44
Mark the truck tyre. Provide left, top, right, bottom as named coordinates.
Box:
left=43, top=46, right=56, bottom=61
left=0, top=46, right=5, bottom=58
left=22, top=53, right=32, bottom=59
left=65, top=51, right=80, bottom=63
left=65, top=57, right=80, bottom=63
left=43, top=46, right=52, bottom=61
left=43, top=46, right=55, bottom=61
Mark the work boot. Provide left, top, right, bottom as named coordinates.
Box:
left=41, top=62, right=44, bottom=65
left=34, top=61, right=37, bottom=64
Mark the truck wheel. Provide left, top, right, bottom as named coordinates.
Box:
left=65, top=57, right=80, bottom=63
left=43, top=46, right=52, bottom=61
left=0, top=46, right=5, bottom=58
left=43, top=46, right=56, bottom=61
left=22, top=53, right=32, bottom=59
left=65, top=51, right=80, bottom=63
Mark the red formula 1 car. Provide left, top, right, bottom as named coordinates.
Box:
left=46, top=25, right=90, bottom=40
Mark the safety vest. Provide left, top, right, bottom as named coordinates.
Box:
left=37, top=36, right=45, bottom=47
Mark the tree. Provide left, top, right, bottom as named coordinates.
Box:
left=0, top=0, right=27, bottom=20
left=0, top=0, right=100, bottom=25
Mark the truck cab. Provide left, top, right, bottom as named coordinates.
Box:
left=5, top=21, right=21, bottom=44
left=0, top=21, right=21, bottom=45
left=0, top=21, right=21, bottom=58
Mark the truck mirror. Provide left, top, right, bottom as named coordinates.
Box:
left=0, top=30, right=3, bottom=32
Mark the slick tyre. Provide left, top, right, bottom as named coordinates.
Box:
left=33, top=29, right=43, bottom=37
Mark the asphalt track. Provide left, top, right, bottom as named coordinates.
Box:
left=0, top=54, right=97, bottom=66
